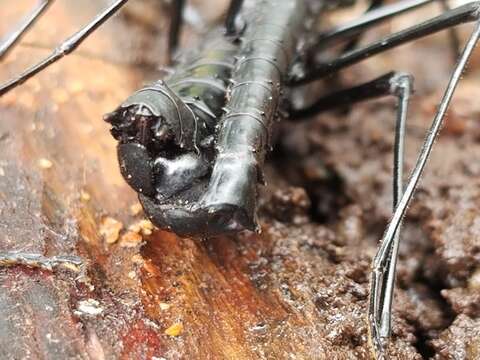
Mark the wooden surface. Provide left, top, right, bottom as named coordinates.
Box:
left=1, top=1, right=480, bottom=359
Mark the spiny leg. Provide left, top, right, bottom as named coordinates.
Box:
left=299, top=2, right=480, bottom=356
left=369, top=74, right=412, bottom=359
left=291, top=2, right=480, bottom=85
left=289, top=71, right=409, bottom=119
left=317, top=0, right=389, bottom=94
left=291, top=2, right=480, bottom=357
left=0, top=0, right=54, bottom=61
left=225, top=0, right=244, bottom=36
left=0, top=0, right=132, bottom=97
left=300, top=0, right=434, bottom=92
left=340, top=0, right=461, bottom=59
left=370, top=15, right=480, bottom=360
left=290, top=72, right=412, bottom=358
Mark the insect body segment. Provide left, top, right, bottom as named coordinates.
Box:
left=134, top=0, right=323, bottom=236
left=199, top=0, right=320, bottom=233
left=105, top=30, right=240, bottom=235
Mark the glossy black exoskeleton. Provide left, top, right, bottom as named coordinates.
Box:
left=103, top=29, right=256, bottom=236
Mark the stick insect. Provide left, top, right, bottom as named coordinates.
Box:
left=0, top=0, right=479, bottom=358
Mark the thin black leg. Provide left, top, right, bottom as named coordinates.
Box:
left=0, top=0, right=131, bottom=97
left=289, top=71, right=404, bottom=119
left=344, top=0, right=461, bottom=54
left=290, top=71, right=413, bottom=358
left=225, top=0, right=244, bottom=36
left=369, top=14, right=480, bottom=359
left=439, top=0, right=462, bottom=60
left=168, top=0, right=185, bottom=63
left=341, top=0, right=385, bottom=52
left=0, top=0, right=54, bottom=61
left=310, top=0, right=435, bottom=52
left=369, top=73, right=413, bottom=359
left=291, top=2, right=480, bottom=85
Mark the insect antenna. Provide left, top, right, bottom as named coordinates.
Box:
left=0, top=0, right=131, bottom=97
left=0, top=0, right=54, bottom=61
left=0, top=0, right=190, bottom=96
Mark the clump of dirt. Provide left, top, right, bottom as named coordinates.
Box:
left=265, top=67, right=480, bottom=357
left=429, top=315, right=480, bottom=359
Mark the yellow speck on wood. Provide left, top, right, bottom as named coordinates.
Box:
left=469, top=269, right=480, bottom=290
left=120, top=231, right=143, bottom=248
left=38, top=158, right=53, bottom=169
left=131, top=254, right=144, bottom=265
left=128, top=219, right=154, bottom=236
left=139, top=220, right=154, bottom=235
left=99, top=217, right=123, bottom=244
left=128, top=222, right=141, bottom=233
left=159, top=303, right=171, bottom=311
left=130, top=203, right=142, bottom=216
left=164, top=323, right=183, bottom=337
left=51, top=89, right=69, bottom=104
left=80, top=190, right=91, bottom=201
left=60, top=262, right=82, bottom=273
left=68, top=80, right=84, bottom=94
